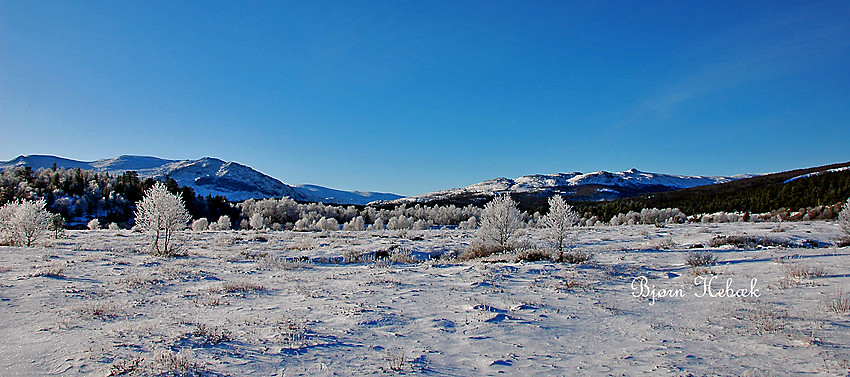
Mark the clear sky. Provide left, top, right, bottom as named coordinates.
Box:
left=1, top=1, right=849, bottom=196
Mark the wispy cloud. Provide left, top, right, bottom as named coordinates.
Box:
left=610, top=2, right=850, bottom=130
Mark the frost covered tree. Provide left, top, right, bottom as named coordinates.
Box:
left=191, top=218, right=209, bottom=231
left=839, top=197, right=850, bottom=237
left=369, top=217, right=385, bottom=231
left=316, top=217, right=339, bottom=231
left=0, top=199, right=51, bottom=247
left=134, top=182, right=191, bottom=255
left=541, top=196, right=580, bottom=260
left=343, top=216, right=365, bottom=231
left=249, top=213, right=265, bottom=230
left=477, top=195, right=522, bottom=251
left=412, top=219, right=429, bottom=230
left=215, top=215, right=231, bottom=231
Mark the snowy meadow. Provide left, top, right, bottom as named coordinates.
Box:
left=1, top=221, right=849, bottom=376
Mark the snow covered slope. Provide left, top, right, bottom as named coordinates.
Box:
left=379, top=168, right=755, bottom=206
left=293, top=184, right=403, bottom=205
left=0, top=155, right=402, bottom=205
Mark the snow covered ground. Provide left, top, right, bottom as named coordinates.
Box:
left=1, top=222, right=849, bottom=376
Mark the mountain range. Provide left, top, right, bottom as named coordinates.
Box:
left=374, top=169, right=756, bottom=207
left=1, top=154, right=758, bottom=206
left=0, top=155, right=402, bottom=205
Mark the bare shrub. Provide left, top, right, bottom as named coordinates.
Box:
left=221, top=281, right=266, bottom=293
left=108, top=356, right=143, bottom=377
left=214, top=233, right=238, bottom=246
left=559, top=250, right=593, bottom=264
left=782, top=263, right=827, bottom=279
left=289, top=238, right=317, bottom=250
left=386, top=348, right=408, bottom=372
left=829, top=286, right=850, bottom=313
left=514, top=249, right=552, bottom=262
left=654, top=237, right=676, bottom=250
left=151, top=349, right=204, bottom=375
left=710, top=235, right=793, bottom=249
left=191, top=323, right=232, bottom=345
left=389, top=248, right=418, bottom=264
left=459, top=240, right=504, bottom=261
left=33, top=262, right=66, bottom=277
left=259, top=255, right=313, bottom=270
left=76, top=302, right=123, bottom=320
left=685, top=251, right=719, bottom=267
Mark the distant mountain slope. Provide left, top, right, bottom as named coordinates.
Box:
left=0, top=155, right=402, bottom=205
left=376, top=168, right=755, bottom=208
left=574, top=161, right=850, bottom=220
left=294, top=184, right=403, bottom=205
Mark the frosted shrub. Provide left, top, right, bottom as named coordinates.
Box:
left=369, top=218, right=385, bottom=231
left=839, top=198, right=850, bottom=238
left=0, top=199, right=51, bottom=247
left=87, top=218, right=101, bottom=230
left=387, top=216, right=412, bottom=230
left=249, top=213, right=265, bottom=230
left=108, top=222, right=120, bottom=231
left=191, top=218, right=209, bottom=231
left=476, top=194, right=522, bottom=252
left=458, top=216, right=477, bottom=230
left=214, top=215, right=231, bottom=231
left=134, top=182, right=191, bottom=256
left=541, top=196, right=580, bottom=260
left=294, top=218, right=311, bottom=231
left=343, top=216, right=365, bottom=231
left=316, top=217, right=339, bottom=231
left=412, top=219, right=429, bottom=230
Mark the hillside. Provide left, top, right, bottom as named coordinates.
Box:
left=571, top=161, right=850, bottom=220
left=0, top=155, right=401, bottom=205
left=375, top=168, right=753, bottom=208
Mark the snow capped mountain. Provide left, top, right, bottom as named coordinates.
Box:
left=0, top=155, right=402, bottom=205
left=378, top=169, right=756, bottom=206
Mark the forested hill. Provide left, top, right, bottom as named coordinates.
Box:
left=570, top=162, right=850, bottom=221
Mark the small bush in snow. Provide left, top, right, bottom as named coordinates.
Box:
left=191, top=218, right=209, bottom=231
left=685, top=251, right=719, bottom=267
left=108, top=222, right=120, bottom=231
left=560, top=250, right=593, bottom=264
left=87, top=218, right=100, bottom=230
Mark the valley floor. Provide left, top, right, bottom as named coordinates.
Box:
left=1, top=222, right=849, bottom=376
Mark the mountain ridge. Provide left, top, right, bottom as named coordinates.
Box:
left=0, top=155, right=402, bottom=205
left=374, top=169, right=758, bottom=207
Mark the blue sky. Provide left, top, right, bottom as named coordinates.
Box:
left=1, top=1, right=848, bottom=196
